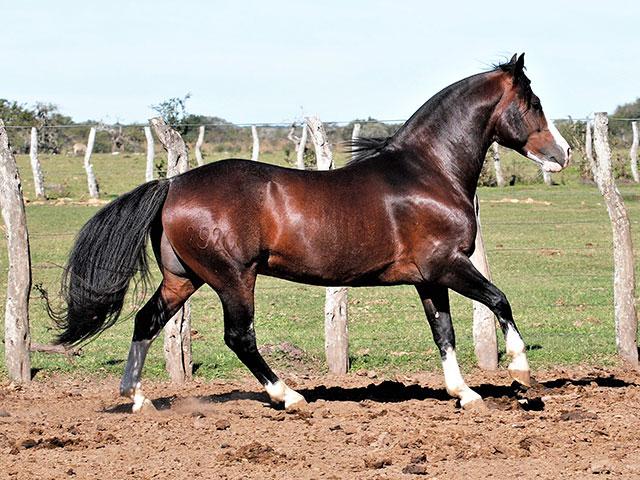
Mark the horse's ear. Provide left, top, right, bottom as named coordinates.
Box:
left=515, top=53, right=525, bottom=73
left=509, top=53, right=518, bottom=64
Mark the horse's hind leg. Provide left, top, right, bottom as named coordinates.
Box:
left=416, top=284, right=483, bottom=408
left=215, top=272, right=306, bottom=409
left=120, top=270, right=201, bottom=412
left=441, top=254, right=531, bottom=386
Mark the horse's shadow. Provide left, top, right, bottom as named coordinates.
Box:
left=103, top=374, right=636, bottom=414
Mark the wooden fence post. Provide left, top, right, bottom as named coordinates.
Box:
left=306, top=115, right=349, bottom=374
left=251, top=125, right=260, bottom=161
left=470, top=195, right=498, bottom=370
left=83, top=127, right=99, bottom=198
left=195, top=125, right=205, bottom=167
left=492, top=143, right=505, bottom=187
left=296, top=123, right=308, bottom=170
left=149, top=117, right=192, bottom=382
left=307, top=116, right=333, bottom=170
left=585, top=120, right=594, bottom=171
left=591, top=112, right=638, bottom=367
left=29, top=127, right=46, bottom=200
left=351, top=123, right=361, bottom=147
left=0, top=120, right=32, bottom=383
left=144, top=126, right=154, bottom=182
left=630, top=121, right=639, bottom=183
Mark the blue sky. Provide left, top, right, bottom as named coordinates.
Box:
left=3, top=0, right=638, bottom=124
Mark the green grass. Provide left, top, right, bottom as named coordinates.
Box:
left=1, top=150, right=638, bottom=382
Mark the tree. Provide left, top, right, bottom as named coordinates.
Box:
left=34, top=103, right=72, bottom=153
left=0, top=99, right=36, bottom=125
left=611, top=98, right=640, bottom=143
left=0, top=100, right=36, bottom=153
left=151, top=94, right=192, bottom=135
left=180, top=114, right=230, bottom=143
left=613, top=98, right=640, bottom=120
left=341, top=118, right=401, bottom=141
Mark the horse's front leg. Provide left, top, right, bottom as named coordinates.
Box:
left=442, top=254, right=531, bottom=386
left=416, top=284, right=483, bottom=408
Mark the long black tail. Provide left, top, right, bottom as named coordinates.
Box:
left=53, top=179, right=171, bottom=346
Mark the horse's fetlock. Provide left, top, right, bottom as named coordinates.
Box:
left=119, top=385, right=134, bottom=397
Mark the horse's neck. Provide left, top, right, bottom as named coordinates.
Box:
left=392, top=73, right=503, bottom=198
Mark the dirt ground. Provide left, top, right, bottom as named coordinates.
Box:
left=1, top=366, right=640, bottom=479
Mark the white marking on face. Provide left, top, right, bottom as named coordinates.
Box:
left=441, top=347, right=481, bottom=406
left=265, top=380, right=306, bottom=408
left=526, top=151, right=563, bottom=172
left=547, top=120, right=571, bottom=163
left=505, top=326, right=530, bottom=372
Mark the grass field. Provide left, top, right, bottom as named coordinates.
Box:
left=1, top=148, right=638, bottom=382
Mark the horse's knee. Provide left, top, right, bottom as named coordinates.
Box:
left=488, top=291, right=512, bottom=319
left=224, top=329, right=256, bottom=354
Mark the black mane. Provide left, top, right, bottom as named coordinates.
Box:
left=495, top=57, right=533, bottom=107
left=345, top=57, right=531, bottom=166
left=344, top=136, right=392, bottom=165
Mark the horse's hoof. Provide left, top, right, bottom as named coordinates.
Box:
left=284, top=397, right=308, bottom=412
left=132, top=397, right=156, bottom=414
left=509, top=369, right=532, bottom=387
left=462, top=398, right=487, bottom=411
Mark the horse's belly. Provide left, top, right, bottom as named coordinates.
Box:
left=260, top=249, right=422, bottom=287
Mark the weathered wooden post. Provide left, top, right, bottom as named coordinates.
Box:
left=144, top=126, right=154, bottom=182
left=29, top=127, right=46, bottom=199
left=149, top=117, right=193, bottom=382
left=492, top=143, right=505, bottom=187
left=591, top=112, right=638, bottom=367
left=251, top=125, right=260, bottom=161
left=150, top=118, right=189, bottom=175
left=0, top=120, right=32, bottom=383
left=630, top=121, right=639, bottom=183
left=542, top=169, right=553, bottom=186
left=541, top=121, right=558, bottom=186
left=351, top=123, right=361, bottom=146
left=195, top=125, right=205, bottom=167
left=470, top=195, right=498, bottom=370
left=83, top=127, right=99, bottom=198
left=288, top=123, right=307, bottom=170
left=296, top=123, right=308, bottom=170
left=585, top=120, right=594, bottom=171
left=306, top=115, right=349, bottom=374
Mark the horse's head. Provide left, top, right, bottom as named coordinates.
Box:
left=492, top=53, right=571, bottom=172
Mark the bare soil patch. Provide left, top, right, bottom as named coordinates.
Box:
left=1, top=366, right=639, bottom=479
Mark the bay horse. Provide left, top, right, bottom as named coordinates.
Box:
left=53, top=53, right=570, bottom=412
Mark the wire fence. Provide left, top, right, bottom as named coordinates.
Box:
left=4, top=116, right=638, bottom=325
left=2, top=116, right=640, bottom=129
left=24, top=216, right=626, bottom=310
